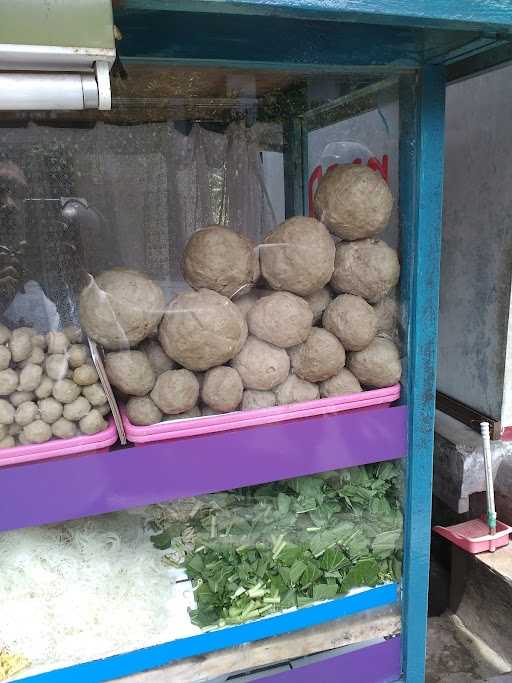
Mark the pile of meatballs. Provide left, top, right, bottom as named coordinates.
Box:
left=78, top=163, right=401, bottom=428
left=0, top=326, right=110, bottom=448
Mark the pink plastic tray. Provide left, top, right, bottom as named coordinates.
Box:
left=122, top=384, right=401, bottom=444
left=434, top=519, right=512, bottom=554
left=0, top=418, right=118, bottom=467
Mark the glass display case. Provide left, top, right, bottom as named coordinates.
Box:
left=0, top=2, right=511, bottom=682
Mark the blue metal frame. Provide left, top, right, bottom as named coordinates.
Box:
left=119, top=0, right=512, bottom=33
left=399, top=66, right=446, bottom=682
left=16, top=584, right=398, bottom=682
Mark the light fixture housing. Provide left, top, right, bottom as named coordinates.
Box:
left=0, top=0, right=116, bottom=111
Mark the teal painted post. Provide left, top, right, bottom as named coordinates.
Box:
left=399, top=66, right=446, bottom=682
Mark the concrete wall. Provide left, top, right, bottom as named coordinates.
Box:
left=438, top=67, right=512, bottom=422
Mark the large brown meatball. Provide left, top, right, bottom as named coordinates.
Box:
left=183, top=225, right=259, bottom=298
left=105, top=350, right=155, bottom=396
left=289, top=328, right=345, bottom=382
left=274, top=374, right=319, bottom=406
left=232, top=336, right=290, bottom=390
left=314, top=164, right=393, bottom=240
left=319, top=368, right=362, bottom=398
left=260, top=217, right=335, bottom=296
left=331, top=239, right=400, bottom=304
left=80, top=268, right=165, bottom=349
left=201, top=366, right=243, bottom=413
left=323, top=294, right=377, bottom=351
left=159, top=289, right=248, bottom=371
left=150, top=369, right=200, bottom=414
left=247, top=292, right=313, bottom=348
left=347, top=337, right=401, bottom=388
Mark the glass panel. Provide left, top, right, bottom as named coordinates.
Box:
left=0, top=462, right=402, bottom=676
left=0, top=64, right=404, bottom=679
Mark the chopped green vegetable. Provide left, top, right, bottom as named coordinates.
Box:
left=150, top=462, right=403, bottom=629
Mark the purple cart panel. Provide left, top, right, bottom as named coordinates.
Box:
left=0, top=406, right=406, bottom=531
left=261, top=637, right=402, bottom=682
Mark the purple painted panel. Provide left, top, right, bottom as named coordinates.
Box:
left=0, top=406, right=406, bottom=531
left=261, top=637, right=402, bottom=682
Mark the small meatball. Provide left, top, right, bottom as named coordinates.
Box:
left=139, top=339, right=175, bottom=375
left=0, top=424, right=7, bottom=439
left=233, top=289, right=272, bottom=318
left=319, top=368, right=363, bottom=398
left=45, top=354, right=69, bottom=381
left=52, top=417, right=77, bottom=439
left=67, top=344, right=89, bottom=369
left=202, top=366, right=243, bottom=413
left=97, top=402, right=111, bottom=417
left=126, top=396, right=163, bottom=426
left=150, top=369, right=200, bottom=415
left=52, top=379, right=81, bottom=404
left=79, top=409, right=107, bottom=435
left=274, top=374, right=320, bottom=406
left=82, top=383, right=107, bottom=407
left=9, top=329, right=32, bottom=362
left=323, top=294, right=377, bottom=351
left=63, top=325, right=83, bottom=344
left=231, top=337, right=290, bottom=390
left=233, top=291, right=259, bottom=319
left=39, top=397, right=64, bottom=424
left=241, top=389, right=277, bottom=411
left=247, top=292, right=313, bottom=348
left=105, top=350, right=155, bottom=397
left=31, top=334, right=47, bottom=349
left=162, top=406, right=202, bottom=421
left=10, top=391, right=35, bottom=408
left=35, top=376, right=54, bottom=400
left=0, top=369, right=18, bottom=396
left=8, top=423, right=21, bottom=437
left=373, top=294, right=399, bottom=335
left=73, top=364, right=99, bottom=386
left=22, top=420, right=52, bottom=444
left=63, top=396, right=92, bottom=422
left=347, top=337, right=402, bottom=388
left=19, top=363, right=43, bottom=392
left=0, top=324, right=11, bottom=345
left=289, top=328, right=345, bottom=383
left=15, top=401, right=40, bottom=426
left=46, top=331, right=70, bottom=355
left=0, top=345, right=11, bottom=371
left=305, top=288, right=332, bottom=325
left=17, top=433, right=30, bottom=445
left=26, top=346, right=45, bottom=365
left=0, top=436, right=15, bottom=448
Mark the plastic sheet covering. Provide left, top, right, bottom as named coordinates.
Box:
left=0, top=121, right=273, bottom=325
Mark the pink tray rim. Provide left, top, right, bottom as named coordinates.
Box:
left=0, top=418, right=118, bottom=467
left=433, top=521, right=512, bottom=553
left=122, top=384, right=401, bottom=444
